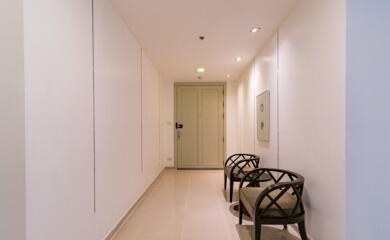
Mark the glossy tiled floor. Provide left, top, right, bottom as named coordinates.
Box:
left=113, top=169, right=300, bottom=240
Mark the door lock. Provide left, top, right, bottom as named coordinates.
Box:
left=176, top=123, right=183, bottom=129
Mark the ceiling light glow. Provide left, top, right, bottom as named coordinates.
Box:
left=250, top=27, right=261, bottom=33
left=226, top=74, right=231, bottom=78
left=197, top=68, right=205, bottom=73
left=235, top=57, right=242, bottom=62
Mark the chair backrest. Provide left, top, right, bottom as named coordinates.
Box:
left=224, top=154, right=259, bottom=167
left=225, top=154, right=260, bottom=177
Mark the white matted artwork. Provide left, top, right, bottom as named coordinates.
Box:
left=256, top=90, right=270, bottom=142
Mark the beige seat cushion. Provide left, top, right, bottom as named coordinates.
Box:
left=240, top=187, right=298, bottom=218
left=224, top=165, right=254, bottom=179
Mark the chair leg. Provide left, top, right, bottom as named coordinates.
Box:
left=298, top=220, right=308, bottom=240
left=239, top=201, right=243, bottom=225
left=229, top=180, right=234, bottom=202
left=224, top=174, right=227, bottom=190
left=283, top=224, right=288, bottom=230
left=254, top=223, right=261, bottom=240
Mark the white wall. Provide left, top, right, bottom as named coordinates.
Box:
left=24, top=0, right=95, bottom=238
left=346, top=1, right=390, bottom=239
left=232, top=0, right=346, bottom=239
left=226, top=81, right=239, bottom=156
left=142, top=51, right=165, bottom=185
left=93, top=0, right=144, bottom=237
left=24, top=0, right=165, bottom=239
left=278, top=0, right=345, bottom=239
left=0, top=1, right=25, bottom=239
left=234, top=35, right=278, bottom=168
left=237, top=68, right=256, bottom=154
left=159, top=78, right=175, bottom=167
left=253, top=35, right=279, bottom=168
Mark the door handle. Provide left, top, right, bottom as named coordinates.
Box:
left=176, top=123, right=183, bottom=129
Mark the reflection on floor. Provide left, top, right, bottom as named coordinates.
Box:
left=113, top=169, right=301, bottom=240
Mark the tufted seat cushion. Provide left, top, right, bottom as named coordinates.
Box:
left=240, top=187, right=299, bottom=218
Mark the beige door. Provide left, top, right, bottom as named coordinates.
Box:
left=176, top=85, right=225, bottom=168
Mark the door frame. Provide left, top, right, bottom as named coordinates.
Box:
left=174, top=82, right=227, bottom=169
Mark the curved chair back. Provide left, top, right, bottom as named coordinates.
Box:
left=224, top=154, right=260, bottom=177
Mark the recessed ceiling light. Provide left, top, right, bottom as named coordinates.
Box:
left=197, top=68, right=205, bottom=73
left=250, top=27, right=261, bottom=33
left=226, top=74, right=231, bottom=78
left=235, top=57, right=242, bottom=62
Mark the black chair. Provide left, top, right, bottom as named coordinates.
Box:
left=238, top=168, right=308, bottom=240
left=223, top=154, right=260, bottom=202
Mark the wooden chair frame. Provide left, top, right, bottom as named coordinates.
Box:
left=239, top=168, right=308, bottom=240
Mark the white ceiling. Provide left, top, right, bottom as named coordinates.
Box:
left=112, top=0, right=298, bottom=82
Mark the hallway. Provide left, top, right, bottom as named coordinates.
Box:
left=2, top=1, right=390, bottom=239
left=113, top=169, right=300, bottom=240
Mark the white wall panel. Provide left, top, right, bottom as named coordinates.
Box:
left=237, top=68, right=256, bottom=154
left=278, top=0, right=346, bottom=238
left=93, top=0, right=143, bottom=237
left=24, top=1, right=95, bottom=239
left=142, top=52, right=164, bottom=187
left=159, top=79, right=175, bottom=167
left=0, top=1, right=25, bottom=239
left=226, top=81, right=239, bottom=157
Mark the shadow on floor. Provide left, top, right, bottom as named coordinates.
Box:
left=228, top=202, right=251, bottom=221
left=235, top=224, right=300, bottom=240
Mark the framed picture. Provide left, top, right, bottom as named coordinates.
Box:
left=256, top=90, right=270, bottom=142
